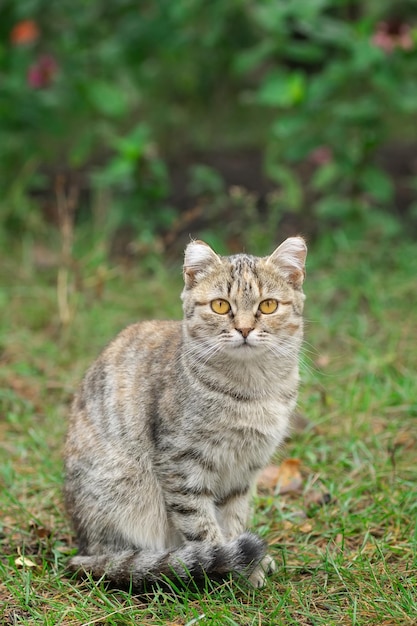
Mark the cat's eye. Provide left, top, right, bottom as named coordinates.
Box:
left=211, top=299, right=231, bottom=315
left=258, top=299, right=278, bottom=314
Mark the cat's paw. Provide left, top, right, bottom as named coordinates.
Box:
left=248, top=554, right=276, bottom=588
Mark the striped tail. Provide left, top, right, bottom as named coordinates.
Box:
left=69, top=532, right=266, bottom=588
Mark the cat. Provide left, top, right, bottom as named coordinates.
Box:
left=64, top=236, right=307, bottom=589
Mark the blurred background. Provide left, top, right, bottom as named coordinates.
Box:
left=1, top=6, right=417, bottom=621
left=1, top=0, right=416, bottom=262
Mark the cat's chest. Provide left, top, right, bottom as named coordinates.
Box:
left=184, top=401, right=289, bottom=498
left=190, top=398, right=290, bottom=469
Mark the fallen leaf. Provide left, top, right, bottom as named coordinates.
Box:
left=304, top=488, right=332, bottom=508
left=55, top=545, right=75, bottom=554
left=393, top=429, right=416, bottom=450
left=281, top=520, right=294, bottom=531
left=257, top=459, right=303, bottom=495
left=257, top=465, right=281, bottom=491
left=316, top=354, right=330, bottom=368
left=15, top=556, right=37, bottom=568
left=299, top=522, right=313, bottom=534
left=371, top=418, right=387, bottom=435
left=29, top=520, right=52, bottom=539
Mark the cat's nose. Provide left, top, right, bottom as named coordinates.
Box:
left=236, top=327, right=254, bottom=339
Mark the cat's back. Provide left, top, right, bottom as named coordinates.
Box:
left=96, top=319, right=182, bottom=367
left=68, top=320, right=182, bottom=438
left=82, top=319, right=181, bottom=383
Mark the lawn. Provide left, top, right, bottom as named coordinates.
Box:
left=1, top=227, right=416, bottom=625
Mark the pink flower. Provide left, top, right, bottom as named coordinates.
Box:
left=371, top=21, right=414, bottom=54
left=309, top=146, right=333, bottom=166
left=27, top=54, right=58, bottom=89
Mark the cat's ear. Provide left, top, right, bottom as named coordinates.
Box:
left=183, top=240, right=221, bottom=287
left=267, top=237, right=307, bottom=287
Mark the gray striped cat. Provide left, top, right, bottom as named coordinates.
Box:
left=64, top=236, right=307, bottom=589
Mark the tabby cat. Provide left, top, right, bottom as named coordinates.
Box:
left=64, top=236, right=307, bottom=588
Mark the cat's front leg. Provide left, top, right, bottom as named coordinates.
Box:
left=217, top=491, right=252, bottom=540
left=167, top=495, right=225, bottom=545
left=218, top=491, right=276, bottom=587
left=248, top=554, right=276, bottom=588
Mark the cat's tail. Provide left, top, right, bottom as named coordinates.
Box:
left=68, top=532, right=266, bottom=588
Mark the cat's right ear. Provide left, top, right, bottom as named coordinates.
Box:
left=267, top=236, right=307, bottom=288
left=183, top=240, right=220, bottom=287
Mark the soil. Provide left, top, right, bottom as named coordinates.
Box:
left=35, top=142, right=417, bottom=258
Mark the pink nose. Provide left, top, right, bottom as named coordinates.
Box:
left=236, top=327, right=253, bottom=339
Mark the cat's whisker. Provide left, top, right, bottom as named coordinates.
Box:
left=299, top=340, right=319, bottom=357
left=264, top=343, right=300, bottom=362
left=181, top=338, right=219, bottom=358
left=180, top=342, right=223, bottom=367
left=195, top=345, right=223, bottom=366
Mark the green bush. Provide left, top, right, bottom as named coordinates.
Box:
left=250, top=1, right=417, bottom=231
left=0, top=0, right=416, bottom=245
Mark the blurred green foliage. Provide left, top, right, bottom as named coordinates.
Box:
left=0, top=0, right=416, bottom=248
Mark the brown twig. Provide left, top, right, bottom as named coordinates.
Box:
left=56, top=175, right=78, bottom=327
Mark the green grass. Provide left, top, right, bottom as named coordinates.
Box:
left=1, top=228, right=416, bottom=625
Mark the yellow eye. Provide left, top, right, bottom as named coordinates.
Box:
left=211, top=299, right=231, bottom=315
left=258, top=299, right=278, bottom=314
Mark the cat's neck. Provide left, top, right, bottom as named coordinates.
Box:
left=182, top=333, right=300, bottom=400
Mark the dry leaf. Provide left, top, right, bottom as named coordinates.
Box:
left=281, top=520, right=294, bottom=531
left=257, top=458, right=303, bottom=495
left=15, top=556, right=37, bottom=568
left=29, top=520, right=52, bottom=539
left=299, top=522, right=313, bottom=534
left=304, top=488, right=332, bottom=508
left=316, top=354, right=330, bottom=368
left=371, top=418, right=386, bottom=435
left=257, top=465, right=281, bottom=491
left=393, top=429, right=416, bottom=450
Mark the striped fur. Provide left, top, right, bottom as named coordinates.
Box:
left=64, top=237, right=307, bottom=588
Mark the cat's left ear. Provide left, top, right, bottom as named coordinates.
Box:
left=267, top=237, right=307, bottom=288
left=183, top=240, right=221, bottom=287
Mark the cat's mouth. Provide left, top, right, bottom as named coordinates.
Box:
left=219, top=330, right=263, bottom=351
left=231, top=337, right=257, bottom=349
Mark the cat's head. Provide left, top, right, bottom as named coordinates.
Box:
left=181, top=238, right=307, bottom=361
